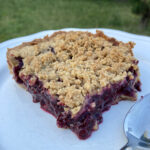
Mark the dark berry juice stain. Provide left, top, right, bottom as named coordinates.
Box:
left=49, top=46, right=56, bottom=54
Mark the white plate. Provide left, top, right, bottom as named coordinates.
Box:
left=0, top=28, right=150, bottom=150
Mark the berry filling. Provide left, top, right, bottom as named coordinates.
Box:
left=13, top=57, right=141, bottom=139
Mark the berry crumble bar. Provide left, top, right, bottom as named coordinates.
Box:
left=7, top=30, right=141, bottom=139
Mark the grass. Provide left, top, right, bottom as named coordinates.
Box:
left=0, top=0, right=150, bottom=43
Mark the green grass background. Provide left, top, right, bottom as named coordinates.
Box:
left=0, top=0, right=150, bottom=43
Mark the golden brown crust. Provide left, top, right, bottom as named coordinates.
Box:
left=7, top=30, right=140, bottom=115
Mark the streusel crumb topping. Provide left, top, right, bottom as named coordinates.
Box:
left=8, top=30, right=139, bottom=115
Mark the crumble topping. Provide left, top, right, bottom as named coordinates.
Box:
left=7, top=30, right=139, bottom=115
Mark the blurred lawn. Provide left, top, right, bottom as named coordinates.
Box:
left=0, top=0, right=150, bottom=43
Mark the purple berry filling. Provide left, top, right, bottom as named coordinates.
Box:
left=13, top=57, right=141, bottom=139
left=13, top=57, right=23, bottom=84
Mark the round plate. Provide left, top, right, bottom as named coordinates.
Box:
left=0, top=28, right=150, bottom=150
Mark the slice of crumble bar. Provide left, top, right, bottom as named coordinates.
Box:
left=7, top=30, right=141, bottom=139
